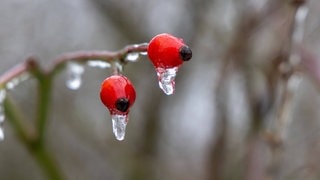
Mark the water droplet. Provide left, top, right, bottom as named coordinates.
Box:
left=125, top=53, right=140, bottom=62
left=0, top=89, right=6, bottom=103
left=0, top=105, right=5, bottom=141
left=113, top=61, right=124, bottom=73
left=5, top=73, right=30, bottom=90
left=0, top=127, right=4, bottom=141
left=139, top=51, right=147, bottom=56
left=0, top=106, right=4, bottom=123
left=156, top=67, right=179, bottom=95
left=87, top=60, right=111, bottom=69
left=0, top=89, right=5, bottom=141
left=66, top=62, right=84, bottom=90
left=111, top=114, right=128, bottom=141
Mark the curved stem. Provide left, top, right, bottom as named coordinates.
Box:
left=36, top=74, right=53, bottom=145
left=0, top=43, right=148, bottom=86
left=4, top=96, right=63, bottom=180
left=30, top=144, right=63, bottom=180
left=3, top=96, right=32, bottom=143
left=0, top=43, right=148, bottom=180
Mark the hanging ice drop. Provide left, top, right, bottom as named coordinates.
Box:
left=156, top=67, right=178, bottom=95
left=0, top=88, right=6, bottom=103
left=125, top=52, right=140, bottom=62
left=139, top=51, right=147, bottom=56
left=0, top=127, right=4, bottom=141
left=111, top=114, right=128, bottom=141
left=66, top=62, right=84, bottom=90
left=5, top=73, right=30, bottom=90
left=0, top=107, right=4, bottom=141
left=0, top=89, right=6, bottom=141
left=87, top=60, right=111, bottom=69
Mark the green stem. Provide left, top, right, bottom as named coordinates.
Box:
left=29, top=143, right=63, bottom=180
left=4, top=96, right=64, bottom=180
left=3, top=97, right=31, bottom=143
left=36, top=74, right=53, bottom=145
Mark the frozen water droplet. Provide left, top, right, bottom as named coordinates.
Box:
left=87, top=60, right=111, bottom=69
left=5, top=73, right=30, bottom=90
left=66, top=62, right=84, bottom=90
left=125, top=53, right=140, bottom=62
left=156, top=67, right=179, bottom=95
left=139, top=51, right=147, bottom=56
left=0, top=127, right=4, bottom=141
left=0, top=89, right=5, bottom=141
left=0, top=106, right=4, bottom=123
left=111, top=114, right=128, bottom=141
left=6, top=78, right=19, bottom=90
left=113, top=61, right=124, bottom=73
left=0, top=108, right=4, bottom=141
left=0, top=89, right=6, bottom=103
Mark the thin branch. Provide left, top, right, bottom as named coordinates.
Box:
left=3, top=96, right=33, bottom=142
left=53, top=43, right=148, bottom=65
left=0, top=42, right=148, bottom=180
left=0, top=57, right=36, bottom=86
left=265, top=1, right=308, bottom=179
left=0, top=43, right=148, bottom=86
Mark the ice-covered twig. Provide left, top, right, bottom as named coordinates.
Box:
left=0, top=43, right=148, bottom=86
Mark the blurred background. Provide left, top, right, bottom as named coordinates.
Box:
left=1, top=0, right=320, bottom=179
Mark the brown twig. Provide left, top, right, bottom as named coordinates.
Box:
left=0, top=43, right=148, bottom=87
left=265, top=1, right=308, bottom=179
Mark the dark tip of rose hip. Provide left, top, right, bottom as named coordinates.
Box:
left=179, top=46, right=192, bottom=61
left=115, top=98, right=130, bottom=112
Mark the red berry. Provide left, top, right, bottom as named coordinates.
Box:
left=100, top=75, right=136, bottom=115
left=147, top=33, right=192, bottom=68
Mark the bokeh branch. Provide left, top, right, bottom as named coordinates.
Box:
left=0, top=43, right=148, bottom=180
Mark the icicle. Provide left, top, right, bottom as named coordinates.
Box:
left=111, top=114, right=128, bottom=141
left=0, top=88, right=6, bottom=141
left=87, top=60, right=111, bottom=69
left=66, top=62, right=84, bottom=90
left=125, top=52, right=140, bottom=62
left=156, top=67, right=179, bottom=95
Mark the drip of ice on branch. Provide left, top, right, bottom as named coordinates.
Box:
left=125, top=53, right=140, bottom=62
left=87, top=60, right=111, bottom=69
left=0, top=88, right=6, bottom=141
left=5, top=73, right=30, bottom=90
left=139, top=51, right=147, bottom=56
left=134, top=43, right=148, bottom=56
left=113, top=61, right=124, bottom=74
left=66, top=62, right=85, bottom=90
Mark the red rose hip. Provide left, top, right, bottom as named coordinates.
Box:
left=147, top=33, right=192, bottom=68
left=100, top=75, right=136, bottom=115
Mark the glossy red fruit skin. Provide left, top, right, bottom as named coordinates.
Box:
left=147, top=33, right=186, bottom=68
left=100, top=75, right=136, bottom=115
